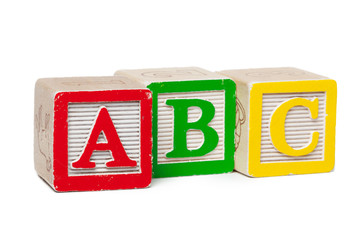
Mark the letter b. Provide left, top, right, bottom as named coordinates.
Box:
left=166, top=99, right=219, bottom=158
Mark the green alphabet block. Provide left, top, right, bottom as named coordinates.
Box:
left=115, top=67, right=236, bottom=177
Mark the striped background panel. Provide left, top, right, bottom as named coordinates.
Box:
left=157, top=90, right=225, bottom=164
left=260, top=92, right=326, bottom=162
left=68, top=102, right=141, bottom=176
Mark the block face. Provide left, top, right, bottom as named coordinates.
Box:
left=157, top=90, right=225, bottom=164
left=234, top=85, right=249, bottom=174
left=248, top=80, right=337, bottom=177
left=53, top=89, right=152, bottom=191
left=67, top=101, right=141, bottom=176
left=115, top=67, right=227, bottom=83
left=220, top=67, right=328, bottom=84
left=260, top=92, right=326, bottom=163
left=149, top=79, right=236, bottom=177
left=34, top=80, right=55, bottom=186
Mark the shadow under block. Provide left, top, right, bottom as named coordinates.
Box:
left=115, top=67, right=236, bottom=178
left=220, top=67, right=337, bottom=177
left=34, top=76, right=152, bottom=191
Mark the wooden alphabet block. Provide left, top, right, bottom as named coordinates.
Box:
left=115, top=67, right=236, bottom=177
left=220, top=67, right=337, bottom=177
left=34, top=76, right=152, bottom=191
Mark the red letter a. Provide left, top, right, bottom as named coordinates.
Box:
left=72, top=107, right=137, bottom=169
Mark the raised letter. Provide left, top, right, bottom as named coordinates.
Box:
left=166, top=99, right=219, bottom=158
left=270, top=98, right=319, bottom=156
left=72, top=107, right=137, bottom=168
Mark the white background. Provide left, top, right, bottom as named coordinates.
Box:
left=0, top=1, right=359, bottom=239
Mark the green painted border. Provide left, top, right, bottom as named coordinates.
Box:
left=148, top=79, right=236, bottom=178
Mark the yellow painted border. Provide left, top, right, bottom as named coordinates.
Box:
left=248, top=80, right=337, bottom=177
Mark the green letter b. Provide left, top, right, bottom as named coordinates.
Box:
left=165, top=99, right=219, bottom=158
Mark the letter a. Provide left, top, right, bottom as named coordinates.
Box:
left=72, top=107, right=137, bottom=169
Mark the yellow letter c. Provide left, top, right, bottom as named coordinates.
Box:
left=270, top=97, right=319, bottom=156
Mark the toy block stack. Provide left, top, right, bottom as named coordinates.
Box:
left=34, top=67, right=337, bottom=191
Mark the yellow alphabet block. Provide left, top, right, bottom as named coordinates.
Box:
left=220, top=68, right=337, bottom=177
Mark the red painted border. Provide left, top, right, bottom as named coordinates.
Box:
left=53, top=90, right=152, bottom=191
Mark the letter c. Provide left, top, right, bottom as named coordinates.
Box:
left=270, top=97, right=319, bottom=156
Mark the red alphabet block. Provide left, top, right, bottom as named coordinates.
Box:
left=34, top=76, right=152, bottom=191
